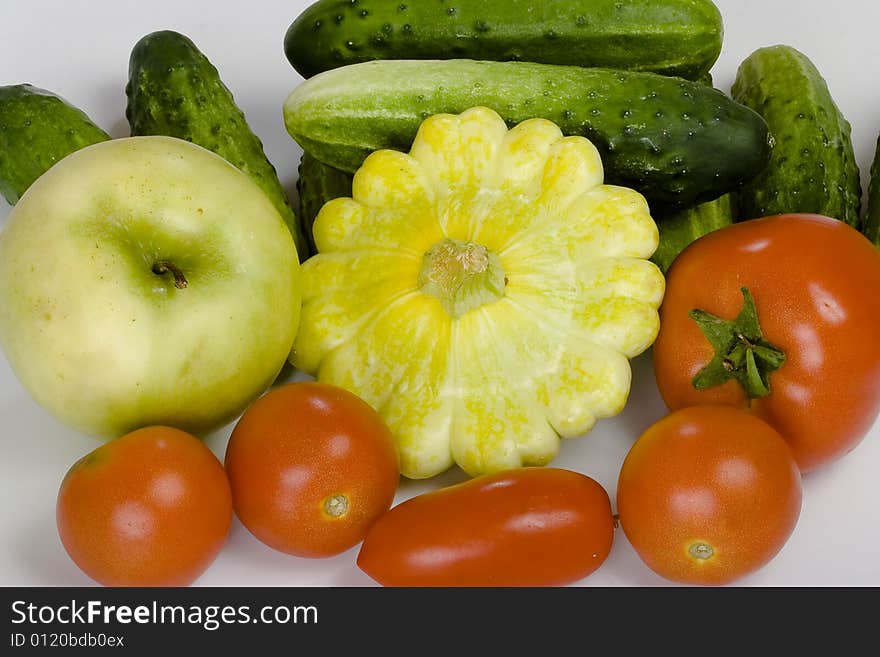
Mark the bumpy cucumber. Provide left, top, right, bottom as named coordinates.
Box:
left=651, top=194, right=733, bottom=273
left=283, top=59, right=772, bottom=206
left=731, top=45, right=860, bottom=227
left=125, top=30, right=309, bottom=259
left=649, top=69, right=732, bottom=273
left=864, top=136, right=880, bottom=245
left=297, top=151, right=353, bottom=256
left=285, top=0, right=723, bottom=81
left=0, top=85, right=110, bottom=205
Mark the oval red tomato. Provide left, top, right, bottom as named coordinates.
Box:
left=617, top=405, right=802, bottom=585
left=357, top=467, right=614, bottom=587
left=224, top=382, right=399, bottom=558
left=56, top=426, right=232, bottom=587
left=653, top=214, right=880, bottom=471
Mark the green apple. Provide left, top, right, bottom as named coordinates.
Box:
left=0, top=136, right=300, bottom=438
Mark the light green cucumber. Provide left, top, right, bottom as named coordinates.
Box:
left=284, top=0, right=723, bottom=81
left=0, top=85, right=110, bottom=205
left=651, top=194, right=734, bottom=273
left=283, top=59, right=772, bottom=207
left=731, top=45, right=860, bottom=227
left=125, top=30, right=309, bottom=260
left=297, top=151, right=353, bottom=256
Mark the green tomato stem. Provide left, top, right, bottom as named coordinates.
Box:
left=689, top=287, right=786, bottom=399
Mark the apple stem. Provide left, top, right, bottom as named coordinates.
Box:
left=152, top=261, right=188, bottom=289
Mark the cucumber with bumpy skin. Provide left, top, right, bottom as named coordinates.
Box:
left=297, top=151, right=353, bottom=256
left=649, top=69, right=733, bottom=273
left=731, top=45, right=860, bottom=227
left=125, top=30, right=309, bottom=260
left=0, top=85, right=110, bottom=205
left=284, top=0, right=723, bottom=81
left=283, top=59, right=772, bottom=207
left=863, top=136, right=880, bottom=246
left=652, top=194, right=733, bottom=273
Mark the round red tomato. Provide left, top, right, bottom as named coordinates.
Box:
left=653, top=214, right=880, bottom=471
left=357, top=467, right=614, bottom=587
left=224, top=382, right=399, bottom=558
left=56, top=426, right=232, bottom=587
left=617, top=405, right=802, bottom=585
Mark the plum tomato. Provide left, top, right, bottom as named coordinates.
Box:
left=616, top=406, right=802, bottom=586
left=224, top=382, right=399, bottom=558
left=357, top=467, right=615, bottom=587
left=653, top=214, right=880, bottom=471
left=56, top=426, right=232, bottom=587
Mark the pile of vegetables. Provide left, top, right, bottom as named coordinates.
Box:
left=1, top=0, right=880, bottom=587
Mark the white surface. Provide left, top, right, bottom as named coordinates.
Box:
left=1, top=0, right=879, bottom=587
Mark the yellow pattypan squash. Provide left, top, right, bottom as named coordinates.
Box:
left=293, top=107, right=665, bottom=479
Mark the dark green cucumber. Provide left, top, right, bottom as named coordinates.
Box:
left=731, top=45, right=860, bottom=227
left=285, top=0, right=723, bottom=81
left=0, top=85, right=110, bottom=205
left=283, top=59, right=772, bottom=207
left=648, top=68, right=731, bottom=272
left=651, top=193, right=733, bottom=273
left=297, top=151, right=353, bottom=256
left=864, top=136, right=880, bottom=245
left=125, top=30, right=309, bottom=260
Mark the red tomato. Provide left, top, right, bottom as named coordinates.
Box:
left=653, top=214, right=880, bottom=471
left=56, top=426, right=232, bottom=587
left=357, top=468, right=614, bottom=587
left=617, top=406, right=802, bottom=586
left=224, top=382, right=399, bottom=558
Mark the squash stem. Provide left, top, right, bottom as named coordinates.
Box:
left=418, top=238, right=506, bottom=317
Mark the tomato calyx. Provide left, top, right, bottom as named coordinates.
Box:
left=689, top=287, right=786, bottom=399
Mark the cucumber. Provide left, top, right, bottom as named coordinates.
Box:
left=651, top=194, right=733, bottom=273
left=284, top=0, right=723, bottom=81
left=283, top=59, right=772, bottom=207
left=731, top=45, right=860, bottom=227
left=864, top=136, right=880, bottom=245
left=297, top=151, right=353, bottom=256
left=0, top=84, right=110, bottom=205
left=648, top=68, right=732, bottom=273
left=125, top=30, right=309, bottom=260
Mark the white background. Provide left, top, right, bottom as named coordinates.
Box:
left=1, top=0, right=879, bottom=587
